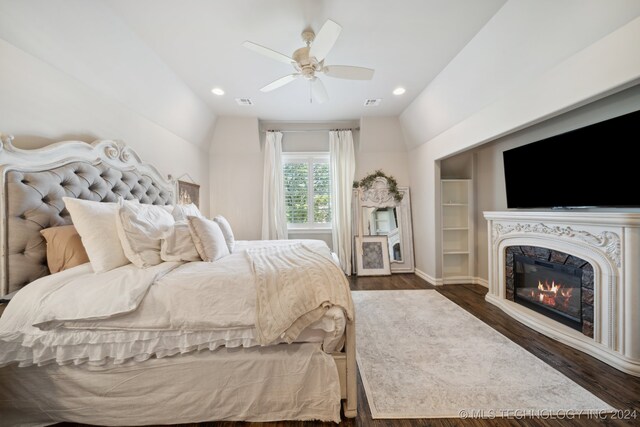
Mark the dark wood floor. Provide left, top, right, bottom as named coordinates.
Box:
left=57, top=274, right=640, bottom=427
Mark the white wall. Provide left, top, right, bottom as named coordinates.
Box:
left=357, top=117, right=409, bottom=185
left=0, top=0, right=215, bottom=214
left=0, top=0, right=213, bottom=147
left=281, top=131, right=330, bottom=153
left=209, top=117, right=410, bottom=243
left=401, top=0, right=640, bottom=150
left=209, top=117, right=263, bottom=239
left=473, top=85, right=640, bottom=281
left=400, top=2, right=640, bottom=279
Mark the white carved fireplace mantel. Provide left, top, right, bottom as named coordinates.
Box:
left=484, top=210, right=640, bottom=376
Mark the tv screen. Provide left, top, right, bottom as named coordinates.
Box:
left=503, top=109, right=640, bottom=209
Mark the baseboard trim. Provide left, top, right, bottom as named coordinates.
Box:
left=414, top=269, right=441, bottom=286
left=414, top=270, right=488, bottom=288
left=473, top=277, right=489, bottom=287
left=442, top=276, right=489, bottom=286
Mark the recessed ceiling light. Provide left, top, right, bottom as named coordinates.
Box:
left=393, top=87, right=406, bottom=96
left=211, top=87, right=225, bottom=96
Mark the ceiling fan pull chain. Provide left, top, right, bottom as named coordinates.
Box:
left=310, top=82, right=313, bottom=104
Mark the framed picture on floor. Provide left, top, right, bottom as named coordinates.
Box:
left=355, top=235, right=391, bottom=276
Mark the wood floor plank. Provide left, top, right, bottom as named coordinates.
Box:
left=55, top=274, right=640, bottom=427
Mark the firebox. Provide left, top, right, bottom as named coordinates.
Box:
left=513, top=254, right=583, bottom=332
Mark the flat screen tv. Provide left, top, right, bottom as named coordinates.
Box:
left=503, top=109, right=640, bottom=209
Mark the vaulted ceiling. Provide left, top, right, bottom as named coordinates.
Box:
left=106, top=0, right=506, bottom=121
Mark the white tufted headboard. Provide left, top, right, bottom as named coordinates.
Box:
left=0, top=134, right=175, bottom=296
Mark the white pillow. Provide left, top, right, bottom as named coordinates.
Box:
left=116, top=200, right=175, bottom=268
left=160, top=221, right=201, bottom=262
left=172, top=203, right=202, bottom=221
left=63, top=197, right=130, bottom=273
left=187, top=216, right=230, bottom=262
left=213, top=215, right=235, bottom=253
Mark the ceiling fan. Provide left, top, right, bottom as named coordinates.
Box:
left=242, top=19, right=374, bottom=103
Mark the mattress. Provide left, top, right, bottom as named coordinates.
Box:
left=0, top=240, right=347, bottom=368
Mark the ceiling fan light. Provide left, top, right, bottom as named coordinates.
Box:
left=393, top=87, right=406, bottom=96
left=211, top=87, right=225, bottom=96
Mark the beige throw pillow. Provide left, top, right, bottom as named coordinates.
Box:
left=187, top=216, right=230, bottom=262
left=40, top=225, right=90, bottom=273
left=213, top=215, right=235, bottom=253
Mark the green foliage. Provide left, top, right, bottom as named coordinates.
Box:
left=313, top=163, right=331, bottom=223
left=353, top=169, right=404, bottom=202
left=283, top=161, right=331, bottom=225
left=283, top=162, right=308, bottom=223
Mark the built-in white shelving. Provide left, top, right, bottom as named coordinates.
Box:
left=441, top=179, right=474, bottom=284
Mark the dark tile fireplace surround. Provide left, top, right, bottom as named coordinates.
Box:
left=505, top=246, right=594, bottom=338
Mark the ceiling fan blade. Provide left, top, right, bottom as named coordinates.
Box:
left=260, top=74, right=300, bottom=92
left=311, top=77, right=329, bottom=104
left=309, top=19, right=342, bottom=62
left=242, top=41, right=293, bottom=65
left=323, top=65, right=374, bottom=80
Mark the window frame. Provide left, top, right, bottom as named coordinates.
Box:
left=282, top=152, right=332, bottom=231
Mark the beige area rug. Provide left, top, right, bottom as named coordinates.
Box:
left=352, top=290, right=616, bottom=419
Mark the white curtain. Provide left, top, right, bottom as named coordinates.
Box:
left=330, top=130, right=356, bottom=274
left=261, top=132, right=288, bottom=240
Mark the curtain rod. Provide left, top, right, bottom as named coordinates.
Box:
left=264, top=127, right=360, bottom=133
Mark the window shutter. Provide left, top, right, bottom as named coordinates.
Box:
left=283, top=162, right=308, bottom=224
left=313, top=162, right=331, bottom=223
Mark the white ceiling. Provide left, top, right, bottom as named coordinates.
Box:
left=106, top=0, right=506, bottom=121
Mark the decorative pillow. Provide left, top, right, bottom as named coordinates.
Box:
left=213, top=215, right=235, bottom=253
left=187, top=216, right=230, bottom=262
left=160, top=221, right=201, bottom=262
left=172, top=203, right=202, bottom=221
left=116, top=200, right=175, bottom=268
left=63, top=197, right=130, bottom=273
left=40, top=225, right=90, bottom=273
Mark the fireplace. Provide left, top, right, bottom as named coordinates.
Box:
left=485, top=210, right=640, bottom=376
left=505, top=246, right=593, bottom=338
left=513, top=254, right=582, bottom=331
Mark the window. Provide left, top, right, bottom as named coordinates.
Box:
left=282, top=152, right=331, bottom=229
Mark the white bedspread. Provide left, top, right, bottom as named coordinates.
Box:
left=0, top=240, right=349, bottom=367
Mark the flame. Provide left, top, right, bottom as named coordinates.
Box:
left=533, top=279, right=574, bottom=309
left=538, top=280, right=561, bottom=294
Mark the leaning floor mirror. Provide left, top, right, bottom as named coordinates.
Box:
left=352, top=176, right=415, bottom=274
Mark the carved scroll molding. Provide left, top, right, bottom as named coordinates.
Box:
left=0, top=133, right=14, bottom=152
left=493, top=222, right=621, bottom=267
left=98, top=140, right=141, bottom=164
left=359, top=177, right=397, bottom=207
left=0, top=135, right=173, bottom=204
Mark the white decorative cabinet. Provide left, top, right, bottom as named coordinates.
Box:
left=441, top=179, right=474, bottom=284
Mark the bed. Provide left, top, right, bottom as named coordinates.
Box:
left=0, top=134, right=357, bottom=425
